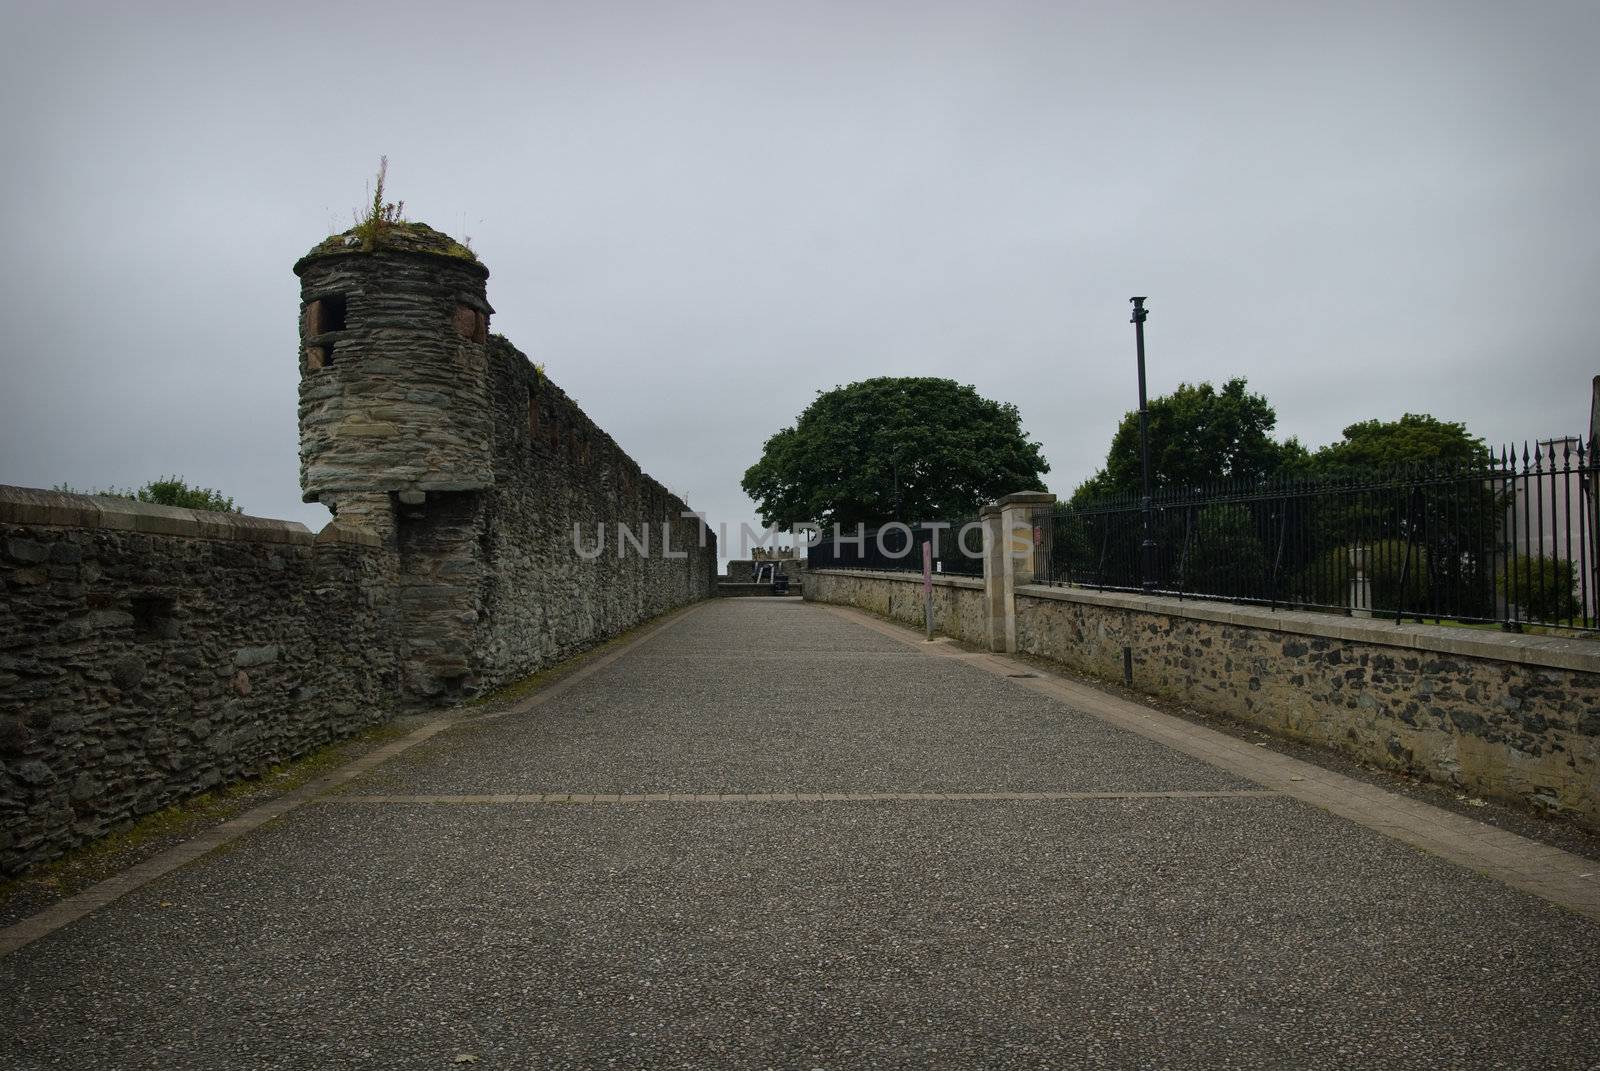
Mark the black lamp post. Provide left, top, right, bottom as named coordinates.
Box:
left=1130, top=296, right=1157, bottom=592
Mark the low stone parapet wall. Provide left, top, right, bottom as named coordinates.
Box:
left=0, top=487, right=399, bottom=875
left=803, top=569, right=988, bottom=648
left=1015, top=585, right=1600, bottom=830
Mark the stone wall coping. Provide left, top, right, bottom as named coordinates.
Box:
left=0, top=485, right=315, bottom=546
left=997, top=491, right=1057, bottom=507
left=810, top=567, right=985, bottom=592
left=1016, top=583, right=1600, bottom=674
left=314, top=521, right=382, bottom=547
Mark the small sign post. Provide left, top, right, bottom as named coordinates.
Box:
left=921, top=540, right=934, bottom=641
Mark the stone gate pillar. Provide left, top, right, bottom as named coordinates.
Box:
left=996, top=492, right=1056, bottom=653
left=980, top=492, right=1058, bottom=653
left=981, top=504, right=1006, bottom=651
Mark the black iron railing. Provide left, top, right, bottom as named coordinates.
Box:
left=1047, top=438, right=1599, bottom=631
left=807, top=517, right=986, bottom=577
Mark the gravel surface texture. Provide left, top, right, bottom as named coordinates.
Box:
left=2, top=599, right=1596, bottom=1070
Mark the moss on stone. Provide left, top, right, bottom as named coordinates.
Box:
left=0, top=723, right=409, bottom=917
left=305, top=220, right=479, bottom=263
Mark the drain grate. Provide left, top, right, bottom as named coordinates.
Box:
left=1007, top=672, right=1038, bottom=678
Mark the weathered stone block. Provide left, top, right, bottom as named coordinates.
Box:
left=232, top=646, right=279, bottom=668
left=0, top=716, right=30, bottom=756
left=5, top=538, right=50, bottom=564
left=337, top=421, right=401, bottom=438
left=86, top=610, right=135, bottom=631
left=109, top=657, right=146, bottom=691
left=14, top=761, right=54, bottom=786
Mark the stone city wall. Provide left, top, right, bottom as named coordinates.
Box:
left=0, top=488, right=397, bottom=875
left=0, top=224, right=717, bottom=874
left=469, top=337, right=718, bottom=691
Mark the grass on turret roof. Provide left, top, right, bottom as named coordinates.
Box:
left=308, top=220, right=478, bottom=262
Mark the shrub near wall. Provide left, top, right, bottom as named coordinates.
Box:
left=0, top=487, right=398, bottom=875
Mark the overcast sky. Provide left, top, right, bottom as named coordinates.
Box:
left=2, top=1, right=1595, bottom=548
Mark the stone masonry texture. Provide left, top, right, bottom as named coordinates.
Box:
left=0, top=225, right=714, bottom=874
left=295, top=231, right=496, bottom=500
left=804, top=569, right=989, bottom=648
left=1012, top=589, right=1600, bottom=830
left=0, top=492, right=396, bottom=875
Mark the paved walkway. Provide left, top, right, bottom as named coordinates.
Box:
left=3, top=598, right=1599, bottom=1069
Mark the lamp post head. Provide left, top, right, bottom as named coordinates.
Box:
left=1129, top=296, right=1149, bottom=324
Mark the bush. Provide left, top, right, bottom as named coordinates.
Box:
left=1180, top=504, right=1268, bottom=599
left=1498, top=554, right=1580, bottom=623
left=52, top=476, right=239, bottom=514
left=1297, top=539, right=1430, bottom=613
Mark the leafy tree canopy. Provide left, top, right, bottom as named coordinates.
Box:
left=1072, top=378, right=1306, bottom=503
left=741, top=377, right=1049, bottom=529
left=53, top=476, right=240, bottom=514
left=1499, top=553, right=1580, bottom=623
left=1309, top=413, right=1493, bottom=473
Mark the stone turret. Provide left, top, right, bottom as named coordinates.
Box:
left=287, top=220, right=715, bottom=706
left=293, top=223, right=495, bottom=519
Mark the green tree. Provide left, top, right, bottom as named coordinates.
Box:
left=1499, top=554, right=1580, bottom=623
left=742, top=377, right=1048, bottom=528
left=1309, top=413, right=1493, bottom=473
left=53, top=476, right=239, bottom=513
left=1072, top=378, right=1306, bottom=504
left=1182, top=504, right=1270, bottom=598
left=1306, top=414, right=1501, bottom=619
left=1296, top=539, right=1431, bottom=614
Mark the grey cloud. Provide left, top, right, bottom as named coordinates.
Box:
left=2, top=1, right=1595, bottom=543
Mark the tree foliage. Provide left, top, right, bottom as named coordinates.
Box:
left=1499, top=554, right=1580, bottom=622
left=1309, top=413, right=1493, bottom=474
left=53, top=476, right=239, bottom=513
left=1062, top=386, right=1511, bottom=618
left=741, top=377, right=1048, bottom=529
left=1298, top=539, right=1431, bottom=613
left=1072, top=378, right=1306, bottom=503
